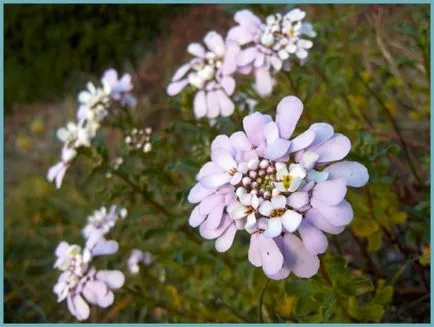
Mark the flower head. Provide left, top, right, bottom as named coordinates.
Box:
left=167, top=31, right=240, bottom=119
left=127, top=249, right=153, bottom=274
left=188, top=95, right=369, bottom=280
left=228, top=8, right=315, bottom=96
left=53, top=233, right=124, bottom=321
left=82, top=205, right=127, bottom=239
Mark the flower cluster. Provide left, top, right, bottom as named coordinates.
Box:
left=188, top=96, right=369, bottom=279
left=47, top=69, right=136, bottom=189
left=228, top=8, right=315, bottom=96
left=53, top=205, right=128, bottom=320
left=167, top=8, right=315, bottom=119
left=125, top=127, right=153, bottom=153
left=82, top=205, right=127, bottom=239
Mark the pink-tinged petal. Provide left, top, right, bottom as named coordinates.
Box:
left=235, top=9, right=261, bottom=26
left=211, top=149, right=237, bottom=171
left=248, top=233, right=262, bottom=267
left=215, top=90, right=235, bottom=117
left=199, top=194, right=223, bottom=215
left=305, top=208, right=345, bottom=235
left=188, top=183, right=216, bottom=203
left=172, top=63, right=191, bottom=82
left=230, top=172, right=242, bottom=185
left=187, top=42, right=205, bottom=57
left=204, top=31, right=225, bottom=56
left=220, top=76, right=236, bottom=95
left=308, top=123, right=334, bottom=148
left=68, top=295, right=90, bottom=321
left=283, top=233, right=320, bottom=278
left=206, top=91, right=220, bottom=118
left=167, top=79, right=188, bottom=96
left=271, top=195, right=287, bottom=209
left=82, top=280, right=109, bottom=305
left=237, top=47, right=258, bottom=67
left=55, top=165, right=67, bottom=189
left=205, top=202, right=225, bottom=229
left=314, top=134, right=351, bottom=163
left=91, top=240, right=119, bottom=256
left=118, top=74, right=133, bottom=91
left=264, top=122, right=279, bottom=144
left=221, top=40, right=240, bottom=75
left=266, top=265, right=291, bottom=280
left=215, top=223, right=237, bottom=252
left=287, top=191, right=309, bottom=209
left=238, top=64, right=253, bottom=75
left=254, top=52, right=265, bottom=68
left=276, top=96, right=304, bottom=139
left=189, top=205, right=206, bottom=227
left=324, top=161, right=369, bottom=187
left=243, top=112, right=266, bottom=146
left=263, top=218, right=282, bottom=238
left=55, top=241, right=69, bottom=257
left=254, top=67, right=273, bottom=97
left=97, top=290, right=114, bottom=308
left=260, top=236, right=284, bottom=275
left=270, top=55, right=283, bottom=71
left=259, top=200, right=273, bottom=216
left=289, top=130, right=315, bottom=153
left=199, top=214, right=232, bottom=239
left=96, top=270, right=125, bottom=289
left=211, top=135, right=233, bottom=153
left=264, top=138, right=291, bottom=160
left=230, top=131, right=253, bottom=152
left=193, top=90, right=207, bottom=118
left=197, top=162, right=224, bottom=180
left=200, top=173, right=230, bottom=189
left=281, top=210, right=302, bottom=232
left=227, top=25, right=255, bottom=45
left=102, top=69, right=118, bottom=85
left=313, top=178, right=347, bottom=206
left=298, top=220, right=328, bottom=255
left=310, top=199, right=354, bottom=227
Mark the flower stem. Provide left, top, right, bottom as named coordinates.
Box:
left=257, top=278, right=270, bottom=323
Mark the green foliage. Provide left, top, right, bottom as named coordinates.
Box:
left=5, top=4, right=183, bottom=111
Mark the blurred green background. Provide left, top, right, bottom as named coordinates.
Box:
left=4, top=4, right=430, bottom=323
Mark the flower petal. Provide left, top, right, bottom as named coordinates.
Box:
left=314, top=134, right=351, bottom=163
left=187, top=42, right=205, bottom=57
left=243, top=112, right=266, bottom=146
left=264, top=138, right=291, bottom=160
left=96, top=270, right=125, bottom=289
left=205, top=202, right=225, bottom=230
left=271, top=195, right=287, bottom=209
left=220, top=76, right=236, bottom=96
left=193, top=90, right=207, bottom=118
left=276, top=96, right=304, bottom=139
left=204, top=31, right=225, bottom=56
left=199, top=194, right=223, bottom=215
left=281, top=210, right=302, bottom=232
left=298, top=220, right=328, bottom=255
left=211, top=149, right=237, bottom=171
left=263, top=218, right=283, bottom=238
left=324, top=161, right=369, bottom=187
left=237, top=47, right=258, bottom=67
left=172, top=63, right=191, bottom=82
left=248, top=233, right=262, bottom=267
left=260, top=236, right=284, bottom=275
left=189, top=205, right=206, bottom=227
left=167, top=79, right=188, bottom=96
left=283, top=233, right=319, bottom=278
left=259, top=200, right=273, bottom=216
left=264, top=122, right=280, bottom=144
left=188, top=183, right=216, bottom=203
left=206, top=90, right=220, bottom=118
left=215, top=224, right=237, bottom=252
left=308, top=123, right=334, bottom=148
left=310, top=199, right=354, bottom=227
left=312, top=178, right=347, bottom=206
left=216, top=90, right=235, bottom=117
left=254, top=67, right=274, bottom=97
left=304, top=208, right=345, bottom=235
left=289, top=129, right=315, bottom=153
left=287, top=191, right=309, bottom=209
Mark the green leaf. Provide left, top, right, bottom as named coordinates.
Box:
left=367, top=231, right=383, bottom=252
left=347, top=296, right=385, bottom=322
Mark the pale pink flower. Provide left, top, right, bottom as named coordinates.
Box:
left=167, top=31, right=240, bottom=119
left=188, top=95, right=369, bottom=280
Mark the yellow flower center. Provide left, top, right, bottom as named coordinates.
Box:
left=271, top=208, right=286, bottom=218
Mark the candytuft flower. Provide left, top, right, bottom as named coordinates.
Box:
left=188, top=95, right=368, bottom=280
left=53, top=233, right=124, bottom=321
left=47, top=68, right=136, bottom=189
left=127, top=249, right=153, bottom=274
left=228, top=8, right=315, bottom=97
left=167, top=31, right=240, bottom=119
left=82, top=205, right=127, bottom=239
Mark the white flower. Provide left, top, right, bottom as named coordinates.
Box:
left=228, top=187, right=260, bottom=229
left=47, top=161, right=69, bottom=189
left=56, top=121, right=92, bottom=148
left=274, top=163, right=307, bottom=193
left=127, top=249, right=153, bottom=274
left=82, top=205, right=127, bottom=239
left=258, top=195, right=302, bottom=238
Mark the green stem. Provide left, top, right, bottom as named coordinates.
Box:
left=257, top=278, right=270, bottom=323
